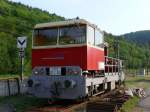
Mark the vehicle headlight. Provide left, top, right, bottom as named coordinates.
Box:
left=66, top=67, right=81, bottom=75
left=34, top=71, right=38, bottom=75
left=32, top=67, right=45, bottom=75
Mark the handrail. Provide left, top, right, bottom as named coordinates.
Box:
left=105, top=56, right=120, bottom=61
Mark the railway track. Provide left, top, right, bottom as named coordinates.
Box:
left=27, top=88, right=129, bottom=112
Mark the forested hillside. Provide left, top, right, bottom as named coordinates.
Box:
left=104, top=32, right=150, bottom=70
left=122, top=30, right=150, bottom=45
left=0, top=0, right=64, bottom=74
left=0, top=0, right=149, bottom=75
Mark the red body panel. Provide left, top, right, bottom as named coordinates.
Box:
left=87, top=46, right=104, bottom=70
left=32, top=45, right=104, bottom=70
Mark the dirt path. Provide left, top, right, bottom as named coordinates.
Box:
left=138, top=89, right=150, bottom=112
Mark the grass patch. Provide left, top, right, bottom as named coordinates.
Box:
left=0, top=95, right=48, bottom=112
left=121, top=76, right=150, bottom=112
left=0, top=74, right=19, bottom=79
left=0, top=74, right=29, bottom=80
left=125, top=76, right=150, bottom=89
left=119, top=96, right=140, bottom=112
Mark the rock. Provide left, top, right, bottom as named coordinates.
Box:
left=125, top=88, right=134, bottom=97
left=134, top=88, right=146, bottom=98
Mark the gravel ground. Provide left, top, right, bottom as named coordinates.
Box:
left=138, top=88, right=150, bottom=112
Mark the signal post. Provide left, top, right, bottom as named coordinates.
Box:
left=17, top=37, right=27, bottom=81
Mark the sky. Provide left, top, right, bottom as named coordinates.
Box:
left=10, top=0, right=150, bottom=35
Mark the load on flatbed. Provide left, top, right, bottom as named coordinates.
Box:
left=28, top=19, right=125, bottom=100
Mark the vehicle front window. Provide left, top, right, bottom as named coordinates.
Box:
left=33, top=28, right=58, bottom=46
left=59, top=25, right=86, bottom=45
left=95, top=30, right=103, bottom=47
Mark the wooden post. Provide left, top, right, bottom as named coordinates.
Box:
left=16, top=78, right=20, bottom=94
left=7, top=79, right=11, bottom=96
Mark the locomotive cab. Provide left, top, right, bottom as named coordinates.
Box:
left=28, top=19, right=124, bottom=100
left=32, top=19, right=105, bottom=76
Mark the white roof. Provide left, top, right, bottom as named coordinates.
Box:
left=34, top=19, right=102, bottom=31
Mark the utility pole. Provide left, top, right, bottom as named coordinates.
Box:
left=113, top=39, right=121, bottom=84
left=113, top=40, right=119, bottom=59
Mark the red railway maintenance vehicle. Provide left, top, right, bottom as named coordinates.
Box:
left=28, top=18, right=125, bottom=100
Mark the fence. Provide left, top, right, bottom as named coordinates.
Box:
left=0, top=78, right=28, bottom=96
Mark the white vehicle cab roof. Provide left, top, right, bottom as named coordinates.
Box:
left=34, top=18, right=102, bottom=32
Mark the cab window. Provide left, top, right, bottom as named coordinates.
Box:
left=33, top=28, right=58, bottom=46
left=95, top=29, right=103, bottom=47
left=87, top=26, right=94, bottom=45
left=59, top=25, right=86, bottom=45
